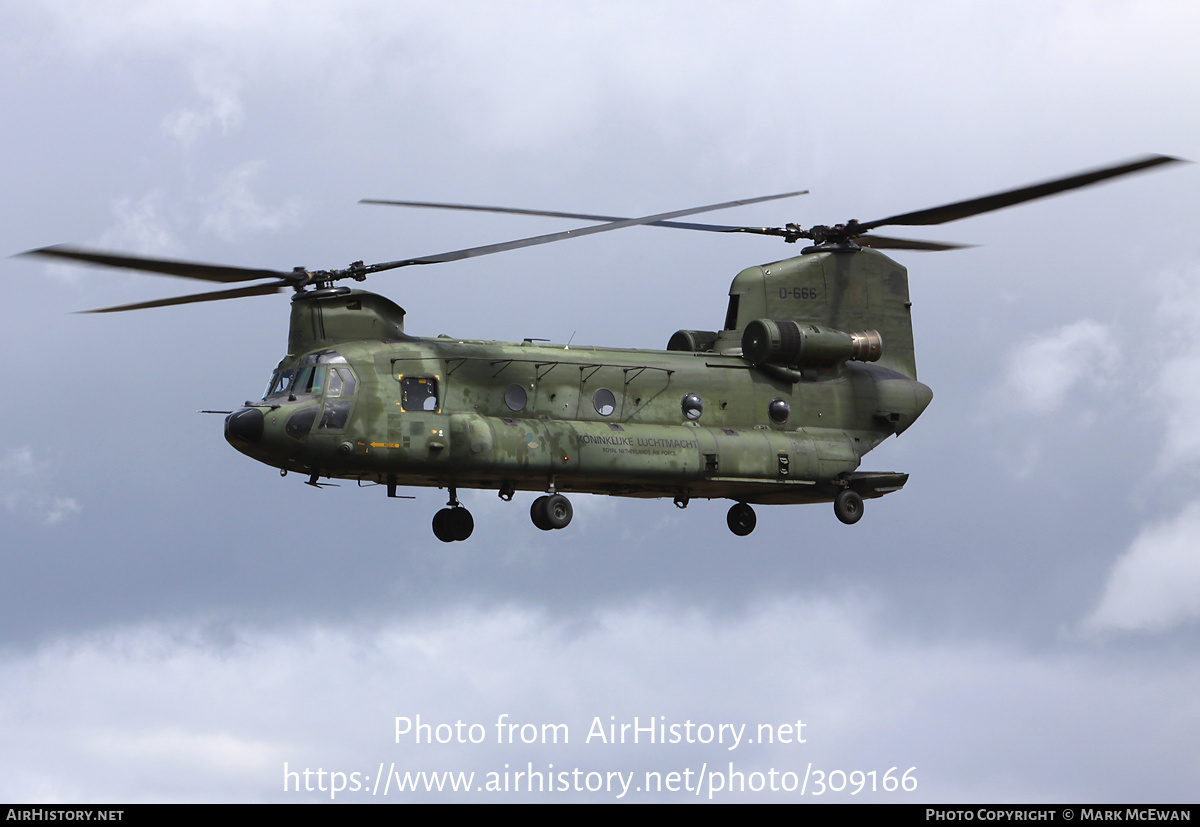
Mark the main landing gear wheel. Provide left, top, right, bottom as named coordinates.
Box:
left=530, top=494, right=573, bottom=531
left=432, top=507, right=474, bottom=542
left=834, top=489, right=864, bottom=525
left=727, top=502, right=756, bottom=536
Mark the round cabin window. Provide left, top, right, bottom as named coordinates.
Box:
left=504, top=383, right=528, bottom=412
left=681, top=393, right=703, bottom=420
left=593, top=388, right=617, bottom=417
left=768, top=397, right=791, bottom=424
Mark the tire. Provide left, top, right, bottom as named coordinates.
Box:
left=543, top=494, right=572, bottom=529
left=727, top=502, right=756, bottom=536
left=447, top=507, right=474, bottom=541
left=531, top=496, right=553, bottom=531
left=432, top=508, right=456, bottom=542
left=834, top=489, right=864, bottom=525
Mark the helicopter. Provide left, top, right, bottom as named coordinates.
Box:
left=24, top=155, right=1182, bottom=542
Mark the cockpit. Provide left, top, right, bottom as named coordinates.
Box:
left=260, top=350, right=360, bottom=434
left=264, top=350, right=357, bottom=401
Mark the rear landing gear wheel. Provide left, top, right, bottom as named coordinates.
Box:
left=727, top=502, right=756, bottom=536
left=834, top=489, right=863, bottom=525
left=531, top=494, right=572, bottom=531
left=531, top=496, right=552, bottom=531
left=433, top=507, right=474, bottom=542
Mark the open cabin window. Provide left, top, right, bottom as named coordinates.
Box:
left=401, top=376, right=439, bottom=412
left=292, top=365, right=326, bottom=396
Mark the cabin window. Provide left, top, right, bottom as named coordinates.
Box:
left=327, top=367, right=357, bottom=398
left=592, top=388, right=616, bottom=417
left=318, top=400, right=353, bottom=430
left=292, top=366, right=326, bottom=396
left=768, top=397, right=790, bottom=424
left=504, top=383, right=528, bottom=412
left=401, top=376, right=439, bottom=412
left=681, top=393, right=704, bottom=421
left=285, top=406, right=318, bottom=439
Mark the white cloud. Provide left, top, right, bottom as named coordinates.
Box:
left=1082, top=500, right=1200, bottom=635
left=3, top=600, right=1199, bottom=802
left=997, top=320, right=1120, bottom=415
left=0, top=447, right=81, bottom=526
left=42, top=497, right=83, bottom=525
left=200, top=162, right=303, bottom=242
left=35, top=193, right=178, bottom=285
left=87, top=728, right=276, bottom=777
left=97, top=192, right=177, bottom=255
left=0, top=446, right=41, bottom=476
left=1148, top=265, right=1200, bottom=474
left=1080, top=267, right=1200, bottom=635
left=161, top=65, right=243, bottom=146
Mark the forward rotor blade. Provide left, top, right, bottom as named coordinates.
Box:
left=79, top=282, right=288, bottom=314
left=363, top=189, right=809, bottom=273
left=22, top=245, right=300, bottom=284
left=29, top=190, right=810, bottom=310
left=856, top=234, right=974, bottom=252
left=359, top=199, right=764, bottom=233
left=857, top=154, right=1184, bottom=230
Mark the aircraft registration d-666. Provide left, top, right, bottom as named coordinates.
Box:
left=25, top=155, right=1181, bottom=541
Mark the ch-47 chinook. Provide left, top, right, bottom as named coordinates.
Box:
left=25, top=155, right=1181, bottom=542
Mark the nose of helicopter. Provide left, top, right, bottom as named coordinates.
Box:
left=225, top=407, right=264, bottom=445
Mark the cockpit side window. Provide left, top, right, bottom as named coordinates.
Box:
left=401, top=376, right=439, bottom=412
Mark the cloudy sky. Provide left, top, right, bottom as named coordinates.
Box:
left=3, top=0, right=1199, bottom=802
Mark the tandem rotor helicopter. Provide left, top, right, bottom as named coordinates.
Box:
left=25, top=155, right=1182, bottom=542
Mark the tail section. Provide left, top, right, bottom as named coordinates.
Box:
left=715, top=248, right=918, bottom=380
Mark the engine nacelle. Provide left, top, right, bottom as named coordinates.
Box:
left=667, top=329, right=719, bottom=353
left=741, top=319, right=883, bottom=367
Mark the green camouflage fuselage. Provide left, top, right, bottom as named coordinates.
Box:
left=226, top=247, right=933, bottom=506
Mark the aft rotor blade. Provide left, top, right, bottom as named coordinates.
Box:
left=79, top=282, right=288, bottom=314
left=22, top=245, right=301, bottom=285
left=362, top=189, right=809, bottom=273
left=857, top=154, right=1185, bottom=230
left=359, top=199, right=765, bottom=233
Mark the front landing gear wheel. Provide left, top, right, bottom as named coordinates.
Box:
left=531, top=494, right=573, bottom=531
left=727, top=502, right=756, bottom=536
left=433, top=507, right=474, bottom=542
left=834, top=489, right=864, bottom=525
